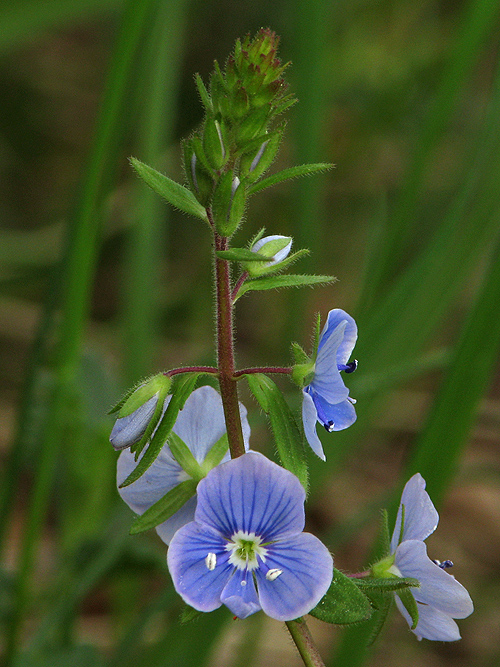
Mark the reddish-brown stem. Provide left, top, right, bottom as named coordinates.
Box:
left=234, top=366, right=292, bottom=378
left=165, top=366, right=219, bottom=377
left=231, top=270, right=249, bottom=301
left=212, top=221, right=246, bottom=459
left=347, top=571, right=371, bottom=579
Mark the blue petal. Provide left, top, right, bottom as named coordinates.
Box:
left=220, top=569, right=261, bottom=619
left=255, top=533, right=333, bottom=621
left=110, top=394, right=158, bottom=450
left=395, top=540, right=473, bottom=618
left=155, top=495, right=197, bottom=545
left=391, top=474, right=439, bottom=551
left=167, top=521, right=233, bottom=612
left=172, top=386, right=251, bottom=463
left=309, top=390, right=357, bottom=431
left=194, top=452, right=306, bottom=541
left=318, top=309, right=357, bottom=366
left=117, top=446, right=183, bottom=515
left=313, top=321, right=350, bottom=405
left=301, top=391, right=325, bottom=460
left=395, top=596, right=462, bottom=641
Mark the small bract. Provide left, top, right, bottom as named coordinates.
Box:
left=116, top=386, right=250, bottom=544
left=167, top=451, right=333, bottom=621
left=302, top=309, right=358, bottom=460
left=390, top=474, right=473, bottom=641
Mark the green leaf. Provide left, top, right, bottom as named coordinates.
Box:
left=235, top=273, right=335, bottom=299
left=309, top=569, right=373, bottom=625
left=216, top=248, right=269, bottom=262
left=130, top=158, right=208, bottom=221
left=195, top=73, right=213, bottom=113
left=248, top=163, right=333, bottom=196
left=201, top=433, right=229, bottom=473
left=168, top=432, right=204, bottom=481
left=119, top=373, right=199, bottom=487
left=179, top=604, right=205, bottom=625
left=366, top=594, right=393, bottom=646
left=354, top=577, right=419, bottom=594
left=130, top=479, right=198, bottom=534
left=396, top=588, right=419, bottom=630
left=246, top=374, right=308, bottom=491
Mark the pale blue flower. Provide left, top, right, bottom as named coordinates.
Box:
left=391, top=473, right=473, bottom=641
left=167, top=452, right=333, bottom=620
left=117, top=386, right=250, bottom=544
left=302, top=309, right=357, bottom=460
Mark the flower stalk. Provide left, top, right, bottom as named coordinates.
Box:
left=285, top=618, right=327, bottom=667
left=213, top=225, right=246, bottom=459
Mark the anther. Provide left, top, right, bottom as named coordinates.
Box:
left=337, top=360, right=358, bottom=373
left=205, top=553, right=217, bottom=570
left=324, top=421, right=335, bottom=433
left=432, top=559, right=453, bottom=569
left=266, top=568, right=283, bottom=581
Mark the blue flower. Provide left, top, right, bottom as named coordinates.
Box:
left=117, top=386, right=250, bottom=544
left=167, top=452, right=333, bottom=621
left=302, top=309, right=358, bottom=460
left=390, top=474, right=473, bottom=641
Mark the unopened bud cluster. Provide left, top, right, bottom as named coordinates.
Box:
left=183, top=29, right=295, bottom=237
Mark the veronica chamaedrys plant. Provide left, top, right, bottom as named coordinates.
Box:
left=374, top=473, right=473, bottom=641
left=297, top=309, right=357, bottom=460
left=167, top=451, right=333, bottom=621
left=117, top=386, right=250, bottom=544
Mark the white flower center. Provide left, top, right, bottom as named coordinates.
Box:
left=226, top=530, right=268, bottom=571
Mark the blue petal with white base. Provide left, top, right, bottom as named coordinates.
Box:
left=117, top=385, right=250, bottom=544
left=167, top=452, right=333, bottom=621
left=302, top=309, right=358, bottom=460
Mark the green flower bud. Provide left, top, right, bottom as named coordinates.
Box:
left=239, top=127, right=283, bottom=182
left=243, top=235, right=292, bottom=277
left=203, top=117, right=227, bottom=170
left=212, top=172, right=246, bottom=237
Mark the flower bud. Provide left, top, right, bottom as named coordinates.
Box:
left=212, top=172, right=246, bottom=237
left=109, top=374, right=171, bottom=450
left=244, top=235, right=292, bottom=277
left=239, top=128, right=283, bottom=182
left=203, top=117, right=227, bottom=170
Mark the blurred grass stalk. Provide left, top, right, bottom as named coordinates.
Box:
left=122, top=0, right=188, bottom=385
left=359, top=0, right=500, bottom=308
left=329, top=4, right=500, bottom=665
left=3, top=0, right=158, bottom=662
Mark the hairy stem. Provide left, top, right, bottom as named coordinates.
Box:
left=212, top=223, right=246, bottom=459
left=285, top=618, right=326, bottom=667
left=234, top=366, right=292, bottom=377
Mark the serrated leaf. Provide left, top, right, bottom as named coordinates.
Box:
left=180, top=604, right=205, bottom=625
left=246, top=374, right=308, bottom=491
left=397, top=587, right=419, bottom=630
left=130, top=158, right=208, bottom=222
left=354, top=577, right=419, bottom=593
left=366, top=594, right=393, bottom=646
left=119, top=374, right=200, bottom=487
left=235, top=274, right=335, bottom=299
left=309, top=569, right=373, bottom=625
left=216, top=248, right=269, bottom=262
left=248, top=163, right=333, bottom=196
left=129, top=479, right=198, bottom=534
left=168, top=432, right=204, bottom=481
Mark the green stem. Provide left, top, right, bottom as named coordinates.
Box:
left=285, top=618, right=327, bottom=667
left=213, top=227, right=245, bottom=459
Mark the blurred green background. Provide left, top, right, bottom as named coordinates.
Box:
left=1, top=0, right=500, bottom=665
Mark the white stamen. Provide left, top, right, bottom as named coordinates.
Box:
left=266, top=568, right=283, bottom=581
left=205, top=552, right=217, bottom=571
